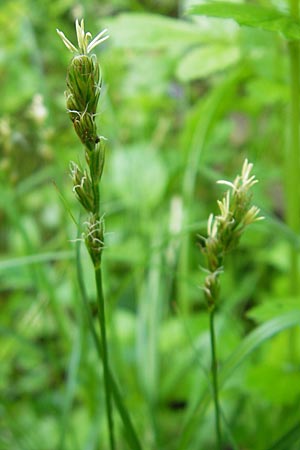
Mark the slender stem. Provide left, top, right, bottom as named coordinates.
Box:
left=209, top=309, right=222, bottom=450
left=287, top=45, right=300, bottom=290
left=75, top=237, right=143, bottom=450
left=89, top=147, right=115, bottom=447
left=287, top=0, right=300, bottom=295
left=287, top=0, right=300, bottom=361
left=94, top=265, right=116, bottom=450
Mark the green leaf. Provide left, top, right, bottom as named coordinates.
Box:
left=188, top=2, right=300, bottom=40
left=0, top=251, right=73, bottom=271
left=178, top=311, right=300, bottom=450
left=110, top=145, right=167, bottom=209
left=246, top=364, right=300, bottom=405
left=266, top=422, right=300, bottom=450
left=176, top=44, right=240, bottom=81
left=247, top=297, right=300, bottom=323
left=59, top=328, right=82, bottom=448
left=220, top=311, right=300, bottom=382
left=105, top=13, right=214, bottom=49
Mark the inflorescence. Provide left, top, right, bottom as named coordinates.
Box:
left=199, top=159, right=264, bottom=310
left=57, top=19, right=108, bottom=267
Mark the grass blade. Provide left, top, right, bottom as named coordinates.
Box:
left=178, top=310, right=300, bottom=450
left=266, top=422, right=300, bottom=450
left=220, top=311, right=300, bottom=383
left=188, top=2, right=300, bottom=40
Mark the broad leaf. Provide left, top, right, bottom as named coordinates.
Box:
left=247, top=297, right=300, bottom=323
left=176, top=44, right=240, bottom=81
left=189, top=2, right=300, bottom=40
left=105, top=13, right=215, bottom=49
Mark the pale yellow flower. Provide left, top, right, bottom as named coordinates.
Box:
left=57, top=19, right=109, bottom=54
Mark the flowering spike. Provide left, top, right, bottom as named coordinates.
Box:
left=199, top=159, right=264, bottom=309
left=216, top=180, right=235, bottom=189
left=57, top=20, right=116, bottom=449
left=88, top=29, right=109, bottom=53
left=57, top=19, right=109, bottom=262
left=57, top=19, right=109, bottom=55
left=56, top=28, right=78, bottom=52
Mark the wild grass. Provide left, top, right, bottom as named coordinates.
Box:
left=1, top=1, right=300, bottom=449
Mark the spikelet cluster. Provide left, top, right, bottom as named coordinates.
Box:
left=199, top=159, right=264, bottom=310
left=57, top=19, right=108, bottom=267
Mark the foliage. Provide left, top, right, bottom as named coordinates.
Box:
left=1, top=0, right=300, bottom=449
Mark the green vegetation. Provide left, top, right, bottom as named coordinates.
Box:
left=1, top=0, right=300, bottom=449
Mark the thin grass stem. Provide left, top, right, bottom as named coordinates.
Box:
left=209, top=309, right=222, bottom=450
left=287, top=0, right=300, bottom=292
left=287, top=0, right=300, bottom=360
left=94, top=265, right=115, bottom=450
left=75, top=236, right=143, bottom=450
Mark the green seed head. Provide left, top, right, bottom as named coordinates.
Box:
left=85, top=214, right=105, bottom=268
left=58, top=20, right=109, bottom=267
left=57, top=20, right=108, bottom=153
left=66, top=54, right=100, bottom=117
left=200, top=159, right=263, bottom=308
left=73, top=111, right=98, bottom=151
left=57, top=19, right=109, bottom=56
left=70, top=162, right=95, bottom=212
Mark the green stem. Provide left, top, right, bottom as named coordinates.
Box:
left=89, top=147, right=115, bottom=446
left=287, top=0, right=300, bottom=295
left=287, top=0, right=300, bottom=361
left=94, top=265, right=116, bottom=450
left=209, top=309, right=222, bottom=450
left=75, top=237, right=143, bottom=450
left=88, top=146, right=101, bottom=217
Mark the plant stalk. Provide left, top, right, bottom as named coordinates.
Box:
left=287, top=41, right=300, bottom=290
left=287, top=0, right=300, bottom=295
left=209, top=309, right=222, bottom=450
left=95, top=265, right=116, bottom=450
left=76, top=236, right=143, bottom=450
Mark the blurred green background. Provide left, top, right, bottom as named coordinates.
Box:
left=1, top=0, right=300, bottom=449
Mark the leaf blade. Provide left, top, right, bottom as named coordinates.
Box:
left=177, top=311, right=300, bottom=450
left=176, top=44, right=240, bottom=81
left=106, top=12, right=217, bottom=49
left=266, top=422, right=300, bottom=450
left=188, top=2, right=300, bottom=40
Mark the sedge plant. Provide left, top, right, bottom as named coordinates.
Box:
left=56, top=20, right=142, bottom=450
left=199, top=159, right=264, bottom=449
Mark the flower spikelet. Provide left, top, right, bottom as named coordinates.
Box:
left=57, top=20, right=108, bottom=157
left=85, top=214, right=105, bottom=268
left=58, top=19, right=109, bottom=268
left=200, top=159, right=263, bottom=309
